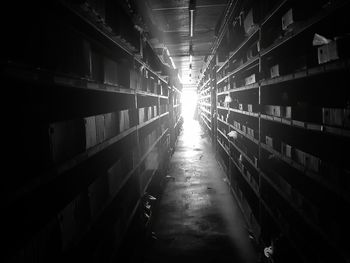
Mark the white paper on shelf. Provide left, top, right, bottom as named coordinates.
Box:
left=227, top=130, right=238, bottom=139
left=313, top=33, right=331, bottom=46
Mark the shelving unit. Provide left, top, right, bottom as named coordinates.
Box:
left=197, top=1, right=350, bottom=262
left=2, top=1, right=182, bottom=262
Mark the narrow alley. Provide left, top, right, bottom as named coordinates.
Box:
left=143, top=119, right=257, bottom=263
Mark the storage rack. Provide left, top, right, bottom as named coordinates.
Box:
left=198, top=0, right=350, bottom=262
left=2, top=1, right=182, bottom=262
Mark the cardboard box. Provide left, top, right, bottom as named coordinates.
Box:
left=248, top=104, right=254, bottom=112
left=318, top=41, right=339, bottom=64
left=85, top=116, right=97, bottom=149
left=264, top=105, right=274, bottom=116
left=239, top=104, right=243, bottom=111
left=104, top=112, right=119, bottom=139
left=139, top=108, right=145, bottom=124
left=248, top=128, right=255, bottom=138
left=266, top=136, right=273, bottom=148
left=245, top=74, right=256, bottom=85
left=119, top=110, right=130, bottom=132
left=282, top=8, right=294, bottom=30
left=318, top=36, right=350, bottom=65
left=148, top=107, right=153, bottom=119
left=129, top=69, right=140, bottom=90
left=270, top=64, right=280, bottom=78
left=285, top=106, right=292, bottom=119
left=95, top=115, right=105, bottom=144
left=244, top=9, right=257, bottom=35
left=272, top=106, right=281, bottom=117
left=242, top=125, right=247, bottom=134
left=281, top=142, right=292, bottom=158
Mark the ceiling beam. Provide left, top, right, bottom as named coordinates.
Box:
left=151, top=4, right=226, bottom=11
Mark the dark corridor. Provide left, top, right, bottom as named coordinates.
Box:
left=1, top=1, right=350, bottom=263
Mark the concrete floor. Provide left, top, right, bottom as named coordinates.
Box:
left=143, top=120, right=258, bottom=263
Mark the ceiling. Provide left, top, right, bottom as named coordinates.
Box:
left=134, top=0, right=228, bottom=89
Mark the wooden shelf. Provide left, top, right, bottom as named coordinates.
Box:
left=199, top=94, right=211, bottom=99
left=196, top=1, right=350, bottom=261
left=217, top=105, right=229, bottom=110
left=174, top=116, right=183, bottom=129
left=199, top=102, right=211, bottom=107
left=229, top=140, right=259, bottom=173
left=260, top=1, right=348, bottom=57
left=217, top=28, right=260, bottom=73
left=261, top=59, right=350, bottom=87
left=199, top=78, right=211, bottom=91
left=56, top=126, right=137, bottom=176
left=260, top=114, right=350, bottom=138
left=217, top=138, right=230, bottom=157
left=260, top=0, right=288, bottom=26
left=229, top=154, right=260, bottom=198
left=201, top=115, right=211, bottom=131
left=217, top=128, right=228, bottom=139
left=229, top=124, right=259, bottom=145
left=260, top=142, right=350, bottom=204
left=230, top=108, right=259, bottom=118
left=63, top=2, right=170, bottom=86
left=4, top=62, right=171, bottom=99
left=138, top=112, right=168, bottom=129
left=200, top=107, right=211, bottom=116
left=217, top=117, right=229, bottom=126
left=259, top=167, right=346, bottom=259
left=172, top=85, right=182, bottom=95
left=217, top=56, right=259, bottom=84
left=73, top=127, right=169, bottom=254
left=137, top=90, right=169, bottom=99
left=200, top=85, right=212, bottom=95
left=201, top=112, right=212, bottom=123
left=217, top=82, right=259, bottom=95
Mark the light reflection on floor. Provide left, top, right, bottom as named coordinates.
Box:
left=181, top=89, right=200, bottom=147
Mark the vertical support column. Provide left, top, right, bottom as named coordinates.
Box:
left=211, top=65, right=218, bottom=150
left=134, top=89, right=142, bottom=197
left=169, top=87, right=175, bottom=149
left=257, top=19, right=263, bottom=242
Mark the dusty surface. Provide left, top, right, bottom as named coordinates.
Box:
left=143, top=120, right=257, bottom=263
